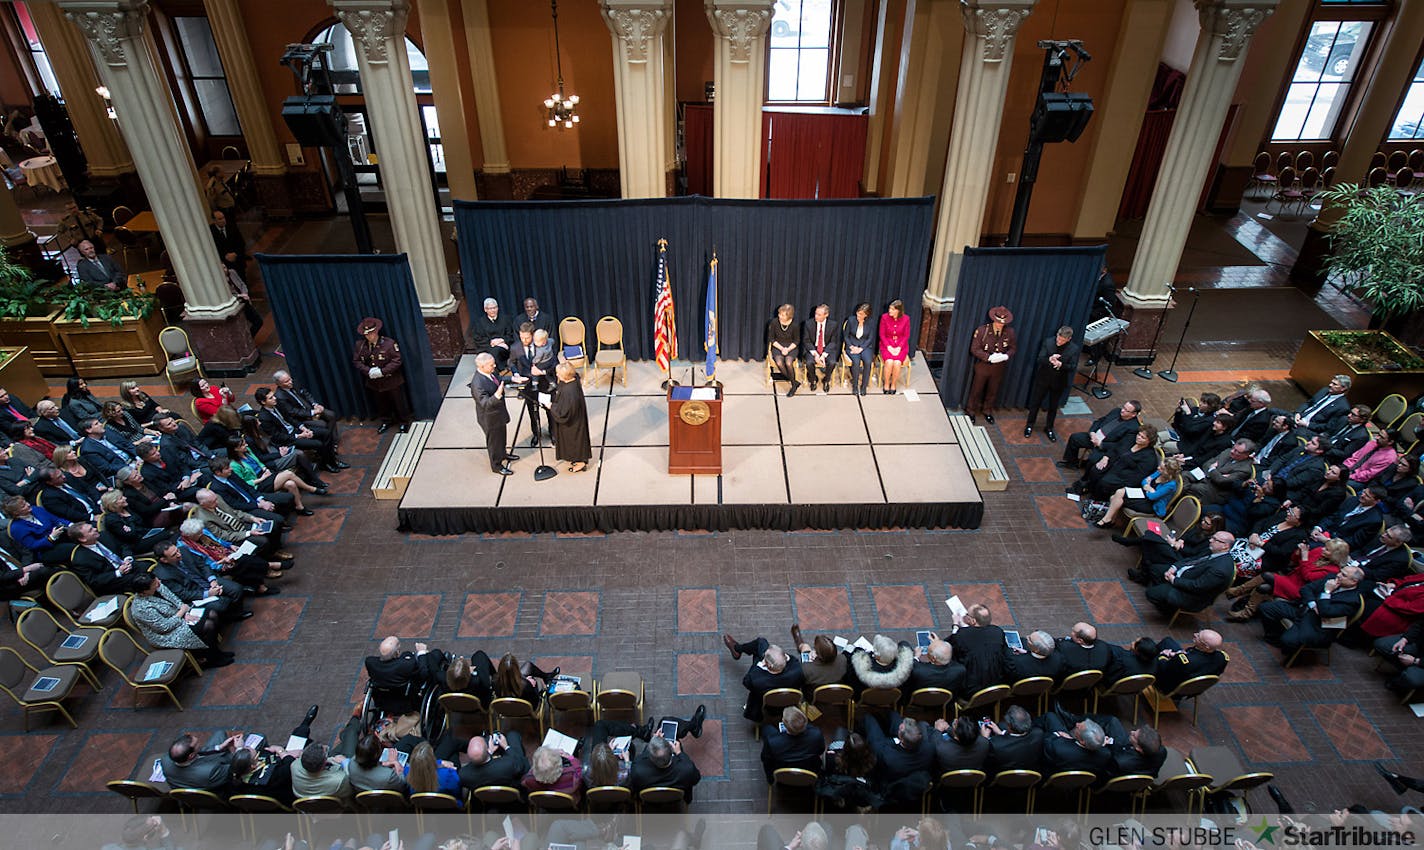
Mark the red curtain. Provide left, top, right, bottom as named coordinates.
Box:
left=683, top=104, right=714, bottom=196
left=761, top=111, right=868, bottom=199
left=1117, top=110, right=1176, bottom=220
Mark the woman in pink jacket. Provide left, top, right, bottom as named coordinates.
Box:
left=877, top=300, right=912, bottom=394
left=1344, top=429, right=1399, bottom=485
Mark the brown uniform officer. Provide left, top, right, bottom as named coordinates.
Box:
left=966, top=305, right=1016, bottom=424
left=352, top=317, right=411, bottom=434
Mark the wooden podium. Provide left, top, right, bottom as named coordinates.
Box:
left=667, top=385, right=723, bottom=474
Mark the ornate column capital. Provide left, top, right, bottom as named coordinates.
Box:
left=58, top=0, right=150, bottom=67
left=704, top=0, right=774, bottom=63
left=329, top=0, right=410, bottom=64
left=959, top=0, right=1036, bottom=63
left=601, top=0, right=672, bottom=63
left=1195, top=0, right=1278, bottom=62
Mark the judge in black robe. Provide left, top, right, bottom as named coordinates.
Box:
left=548, top=362, right=592, bottom=471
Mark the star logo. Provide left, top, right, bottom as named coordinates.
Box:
left=1250, top=817, right=1280, bottom=845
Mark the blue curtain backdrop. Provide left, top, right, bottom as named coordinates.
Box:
left=454, top=196, right=934, bottom=363
left=938, top=246, right=1106, bottom=412
left=254, top=253, right=442, bottom=420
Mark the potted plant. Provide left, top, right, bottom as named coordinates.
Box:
left=53, top=282, right=165, bottom=378
left=0, top=245, right=66, bottom=374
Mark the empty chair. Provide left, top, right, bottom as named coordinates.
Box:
left=1321, top=165, right=1336, bottom=188
left=768, top=766, right=819, bottom=814
left=1298, top=166, right=1322, bottom=209
left=1266, top=166, right=1301, bottom=216
left=0, top=646, right=82, bottom=730
left=1152, top=747, right=1212, bottom=814
left=489, top=695, right=542, bottom=737
left=1365, top=166, right=1389, bottom=190
left=936, top=768, right=987, bottom=817
left=1322, top=149, right=1339, bottom=170
left=112, top=226, right=151, bottom=267
left=438, top=691, right=486, bottom=730
left=1093, top=773, right=1154, bottom=816
left=154, top=282, right=186, bottom=326
left=111, top=205, right=135, bottom=227
left=1275, top=151, right=1294, bottom=174
left=1148, top=673, right=1220, bottom=728
left=1388, top=150, right=1408, bottom=173
left=1052, top=669, right=1103, bottom=704
left=1125, top=494, right=1200, bottom=541
left=1094, top=673, right=1155, bottom=723
left=546, top=681, right=593, bottom=726
left=1245, top=152, right=1276, bottom=198
left=905, top=686, right=954, bottom=720
left=1369, top=151, right=1388, bottom=172
left=954, top=683, right=1011, bottom=721
left=1395, top=167, right=1415, bottom=190
left=592, top=316, right=626, bottom=386
left=15, top=607, right=105, bottom=689
left=1294, top=150, right=1314, bottom=172
left=594, top=671, right=643, bottom=722
left=557, top=317, right=588, bottom=381
left=1372, top=393, right=1408, bottom=430
left=1040, top=770, right=1096, bottom=816
left=221, top=145, right=243, bottom=159
left=811, top=683, right=855, bottom=725
left=988, top=769, right=1041, bottom=814
left=1409, top=149, right=1424, bottom=172
left=159, top=326, right=202, bottom=393
left=46, top=571, right=123, bottom=630
left=584, top=783, right=632, bottom=810
left=410, top=790, right=465, bottom=832
left=1009, top=676, right=1055, bottom=715
left=107, top=779, right=166, bottom=813
left=855, top=685, right=902, bottom=723
left=353, top=788, right=410, bottom=818
left=98, top=628, right=202, bottom=711
left=1191, top=745, right=1274, bottom=797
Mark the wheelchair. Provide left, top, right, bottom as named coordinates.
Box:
left=359, top=664, right=447, bottom=742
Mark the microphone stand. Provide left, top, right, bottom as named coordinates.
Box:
left=519, top=381, right=558, bottom=481
left=1156, top=287, right=1198, bottom=383
left=1131, top=285, right=1175, bottom=380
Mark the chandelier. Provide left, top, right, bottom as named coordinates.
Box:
left=543, top=0, right=579, bottom=129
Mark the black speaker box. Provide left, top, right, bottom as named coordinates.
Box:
left=281, top=95, right=345, bottom=147
left=1031, top=92, right=1094, bottom=143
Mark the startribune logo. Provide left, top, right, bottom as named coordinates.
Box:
left=1261, top=823, right=1417, bottom=847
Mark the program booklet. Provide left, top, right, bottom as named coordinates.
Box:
left=542, top=728, right=579, bottom=756
left=30, top=676, right=60, bottom=693
left=59, top=634, right=89, bottom=650
left=141, top=661, right=173, bottom=682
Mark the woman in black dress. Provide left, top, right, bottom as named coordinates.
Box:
left=548, top=362, right=591, bottom=472
left=767, top=304, right=800, bottom=396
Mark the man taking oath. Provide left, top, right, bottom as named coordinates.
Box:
left=352, top=317, right=411, bottom=434
left=966, top=306, right=1016, bottom=424
left=470, top=352, right=518, bottom=476
left=1024, top=325, right=1080, bottom=443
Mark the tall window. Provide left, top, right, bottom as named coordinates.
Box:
left=1270, top=18, right=1375, bottom=140
left=1388, top=56, right=1424, bottom=141
left=172, top=17, right=241, bottom=137
left=766, top=0, right=833, bottom=103
left=10, top=3, right=59, bottom=96
left=313, top=24, right=431, bottom=95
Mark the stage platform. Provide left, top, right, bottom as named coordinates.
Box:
left=396, top=354, right=984, bottom=534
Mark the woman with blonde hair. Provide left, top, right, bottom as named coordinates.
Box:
left=521, top=745, right=582, bottom=804
left=404, top=740, right=460, bottom=795
left=1095, top=456, right=1183, bottom=528
left=1228, top=537, right=1351, bottom=622
left=768, top=304, right=800, bottom=396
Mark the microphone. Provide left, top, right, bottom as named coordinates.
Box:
left=1097, top=297, right=1115, bottom=310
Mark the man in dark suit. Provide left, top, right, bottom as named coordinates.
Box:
left=1170, top=393, right=1221, bottom=450
left=472, top=298, right=515, bottom=370
left=1153, top=629, right=1229, bottom=693
left=1228, top=389, right=1276, bottom=445
left=864, top=711, right=935, bottom=780
left=724, top=634, right=803, bottom=722
left=136, top=443, right=203, bottom=503
left=32, top=400, right=81, bottom=445
left=0, top=388, right=34, bottom=427
left=1056, top=622, right=1113, bottom=676
left=151, top=540, right=246, bottom=623
left=1183, top=440, right=1256, bottom=505
left=470, top=353, right=517, bottom=476
left=1258, top=434, right=1331, bottom=506
left=522, top=297, right=558, bottom=337
left=458, top=731, right=528, bottom=794
left=161, top=731, right=238, bottom=791
left=983, top=705, right=1043, bottom=774
left=1355, top=525, right=1414, bottom=588
left=1059, top=401, right=1142, bottom=469
left=273, top=369, right=343, bottom=453
left=1314, top=487, right=1387, bottom=551
left=63, top=521, right=136, bottom=593
left=1104, top=718, right=1166, bottom=778
left=1006, top=630, right=1065, bottom=683
left=1259, top=566, right=1365, bottom=659
left=36, top=468, right=98, bottom=523
left=255, top=388, right=340, bottom=473
left=628, top=734, right=701, bottom=802
left=74, top=239, right=125, bottom=290
left=949, top=604, right=1007, bottom=693
left=1251, top=416, right=1304, bottom=468
left=203, top=458, right=295, bottom=516
left=800, top=303, right=841, bottom=395
left=760, top=705, right=824, bottom=781
left=1039, top=713, right=1113, bottom=780
left=932, top=716, right=990, bottom=773
left=1323, top=405, right=1371, bottom=461
left=364, top=635, right=444, bottom=714
left=1024, top=325, right=1081, bottom=442
left=510, top=324, right=557, bottom=447
left=1294, top=375, right=1352, bottom=434
left=907, top=636, right=967, bottom=693
left=152, top=414, right=216, bottom=475
left=1102, top=636, right=1160, bottom=687
left=1138, top=531, right=1236, bottom=614
left=77, top=418, right=139, bottom=479
left=210, top=209, right=248, bottom=281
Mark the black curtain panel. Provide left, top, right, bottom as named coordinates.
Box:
left=453, top=196, right=934, bottom=362
left=938, top=246, right=1106, bottom=412
left=254, top=253, right=442, bottom=420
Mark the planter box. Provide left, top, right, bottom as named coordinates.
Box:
left=0, top=347, right=50, bottom=402
left=0, top=309, right=68, bottom=376
left=1291, top=330, right=1424, bottom=409
left=54, top=311, right=165, bottom=378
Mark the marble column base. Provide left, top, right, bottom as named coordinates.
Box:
left=918, top=303, right=954, bottom=354
left=424, top=310, right=465, bottom=370
left=186, top=312, right=260, bottom=376
left=1116, top=302, right=1170, bottom=364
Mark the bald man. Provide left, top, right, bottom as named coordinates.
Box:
left=1154, top=629, right=1229, bottom=693
left=363, top=636, right=445, bottom=714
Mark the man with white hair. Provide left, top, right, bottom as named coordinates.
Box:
left=1294, top=374, right=1352, bottom=433
left=472, top=297, right=514, bottom=370
left=470, top=352, right=518, bottom=476
left=850, top=633, right=914, bottom=690
left=1006, top=629, right=1065, bottom=682
left=723, top=632, right=804, bottom=722
left=1230, top=388, right=1275, bottom=443
left=191, top=487, right=288, bottom=560
left=273, top=369, right=344, bottom=452
left=364, top=635, right=445, bottom=714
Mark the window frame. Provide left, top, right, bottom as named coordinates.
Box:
left=1384, top=43, right=1424, bottom=142
left=1263, top=0, right=1391, bottom=145
left=3, top=3, right=58, bottom=98
left=764, top=0, right=841, bottom=106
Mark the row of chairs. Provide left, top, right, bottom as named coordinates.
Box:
left=1249, top=149, right=1424, bottom=208
left=552, top=316, right=625, bottom=387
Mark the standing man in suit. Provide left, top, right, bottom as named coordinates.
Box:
left=1024, top=325, right=1080, bottom=442
left=470, top=352, right=517, bottom=476
left=1137, top=531, right=1236, bottom=614
left=209, top=209, right=247, bottom=282
left=472, top=298, right=514, bottom=370
left=949, top=603, right=1007, bottom=693
left=760, top=705, right=824, bottom=780
left=74, top=239, right=125, bottom=290
left=801, top=304, right=840, bottom=395
left=1295, top=375, right=1352, bottom=433
left=352, top=317, right=410, bottom=434
left=966, top=306, right=1016, bottom=424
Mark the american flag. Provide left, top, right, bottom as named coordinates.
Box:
left=653, top=239, right=677, bottom=371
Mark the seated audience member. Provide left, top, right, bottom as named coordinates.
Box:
left=909, top=634, right=968, bottom=692
left=458, top=730, right=528, bottom=793
left=1048, top=704, right=1166, bottom=779
left=128, top=572, right=233, bottom=668
left=890, top=817, right=951, bottom=850
left=761, top=704, right=825, bottom=780
left=523, top=745, right=583, bottom=803
left=1226, top=389, right=1275, bottom=444
left=37, top=467, right=98, bottom=523
left=932, top=716, right=989, bottom=772
left=1094, top=456, right=1182, bottom=528
left=1178, top=415, right=1233, bottom=466
left=820, top=731, right=879, bottom=811
left=1071, top=428, right=1160, bottom=501
left=61, top=377, right=104, bottom=424
left=1230, top=537, right=1352, bottom=623
left=228, top=710, right=316, bottom=806
left=291, top=740, right=355, bottom=807
left=0, top=386, right=34, bottom=427
left=177, top=517, right=281, bottom=596
left=365, top=635, right=445, bottom=714
left=1134, top=530, right=1236, bottom=615
left=1354, top=572, right=1424, bottom=645
left=32, top=399, right=82, bottom=445
left=1256, top=462, right=1349, bottom=532
left=52, top=446, right=104, bottom=503
left=792, top=626, right=848, bottom=689
left=77, top=418, right=139, bottom=479
left=1233, top=504, right=1309, bottom=578
left=1294, top=374, right=1352, bottom=433
left=197, top=404, right=242, bottom=452
left=161, top=731, right=239, bottom=791
left=1153, top=629, right=1229, bottom=693
left=1251, top=415, right=1304, bottom=468
left=487, top=651, right=558, bottom=704
left=629, top=733, right=702, bottom=802
left=1057, top=622, right=1113, bottom=676
left=1, top=494, right=67, bottom=556
left=65, top=521, right=136, bottom=593
left=1114, top=513, right=1224, bottom=572
left=1258, top=565, right=1365, bottom=660
left=273, top=369, right=344, bottom=451
left=0, top=546, right=54, bottom=602
left=151, top=540, right=246, bottom=623
left=1171, top=393, right=1221, bottom=447
left=229, top=437, right=325, bottom=505
left=472, top=298, right=515, bottom=370
left=1039, top=713, right=1113, bottom=780
left=981, top=705, right=1044, bottom=774
left=7, top=421, right=54, bottom=462
left=191, top=487, right=287, bottom=558
left=189, top=377, right=235, bottom=424
left=117, top=380, right=166, bottom=426
left=1059, top=401, right=1142, bottom=470
left=1102, top=636, right=1160, bottom=686
left=101, top=401, right=147, bottom=447
left=238, top=415, right=327, bottom=489
left=1373, top=620, right=1424, bottom=698
left=1354, top=525, right=1414, bottom=589
left=850, top=633, right=914, bottom=691
left=1313, top=486, right=1388, bottom=550
left=1344, top=430, right=1400, bottom=486
left=949, top=604, right=1007, bottom=694
left=801, top=303, right=840, bottom=395
left=152, top=413, right=218, bottom=474
left=255, top=387, right=341, bottom=473
left=724, top=633, right=804, bottom=722
left=580, top=718, right=647, bottom=789
left=1252, top=434, right=1332, bottom=513
left=116, top=466, right=186, bottom=527
left=1183, top=440, right=1256, bottom=506
left=1006, top=629, right=1064, bottom=683
left=1323, top=405, right=1372, bottom=461
left=862, top=711, right=935, bottom=801
left=767, top=304, right=801, bottom=397
left=136, top=443, right=201, bottom=503
left=405, top=740, right=460, bottom=796
left=204, top=457, right=297, bottom=517
left=1368, top=455, right=1421, bottom=516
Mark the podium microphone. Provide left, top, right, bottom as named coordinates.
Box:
left=522, top=382, right=557, bottom=481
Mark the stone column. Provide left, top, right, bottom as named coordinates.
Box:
left=330, top=0, right=462, bottom=365
left=920, top=0, right=1035, bottom=351
left=1118, top=0, right=1277, bottom=360
left=461, top=0, right=513, bottom=198
left=602, top=0, right=673, bottom=199
left=0, top=179, right=43, bottom=273
left=27, top=1, right=133, bottom=178
left=704, top=0, right=774, bottom=199
left=416, top=0, right=478, bottom=201
left=202, top=0, right=292, bottom=213
left=59, top=0, right=255, bottom=372
left=885, top=0, right=961, bottom=199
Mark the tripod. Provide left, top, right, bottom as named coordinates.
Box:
left=1156, top=287, right=1198, bottom=383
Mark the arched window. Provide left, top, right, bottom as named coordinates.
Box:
left=311, top=23, right=431, bottom=95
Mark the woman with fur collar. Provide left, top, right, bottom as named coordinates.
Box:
left=851, top=634, right=915, bottom=689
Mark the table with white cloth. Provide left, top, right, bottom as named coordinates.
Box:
left=18, top=155, right=63, bottom=193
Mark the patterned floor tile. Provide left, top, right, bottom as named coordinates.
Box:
left=1311, top=703, right=1393, bottom=761
left=373, top=594, right=440, bottom=639
left=998, top=422, right=1040, bottom=446
left=1221, top=705, right=1311, bottom=763
left=109, top=683, right=179, bottom=710
left=678, top=589, right=719, bottom=633
left=339, top=427, right=383, bottom=456
left=201, top=662, right=276, bottom=707
left=285, top=507, right=347, bottom=543
left=1156, top=712, right=1210, bottom=754
left=1076, top=580, right=1141, bottom=625
left=1036, top=495, right=1088, bottom=530
left=0, top=735, right=57, bottom=794
left=533, top=655, right=593, bottom=680
left=320, top=467, right=367, bottom=495
left=870, top=585, right=934, bottom=630
left=56, top=732, right=151, bottom=794
left=458, top=592, right=521, bottom=638
left=540, top=591, right=600, bottom=636
left=1283, top=653, right=1336, bottom=681
left=1016, top=457, right=1063, bottom=483
left=680, top=718, right=724, bottom=779
left=792, top=586, right=854, bottom=632
left=944, top=582, right=1013, bottom=627
left=677, top=654, right=721, bottom=695
left=236, top=597, right=306, bottom=643
left=1218, top=641, right=1260, bottom=684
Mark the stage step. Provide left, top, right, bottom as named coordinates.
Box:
left=372, top=420, right=434, bottom=501
left=948, top=414, right=1009, bottom=492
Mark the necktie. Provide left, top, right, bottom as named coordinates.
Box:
left=272, top=409, right=292, bottom=434
left=100, top=439, right=131, bottom=463
left=7, top=405, right=27, bottom=422
left=92, top=542, right=122, bottom=567
left=63, top=486, right=95, bottom=514
left=816, top=323, right=824, bottom=354
left=1260, top=432, right=1284, bottom=458
left=54, top=418, right=77, bottom=439
left=1232, top=409, right=1259, bottom=439
left=1301, top=393, right=1333, bottom=425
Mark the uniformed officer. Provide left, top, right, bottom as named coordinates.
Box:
left=966, top=305, right=1016, bottom=423
left=1153, top=629, right=1229, bottom=693
left=351, top=317, right=411, bottom=434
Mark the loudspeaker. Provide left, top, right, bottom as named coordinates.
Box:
left=1030, top=92, right=1094, bottom=143
left=281, top=95, right=345, bottom=147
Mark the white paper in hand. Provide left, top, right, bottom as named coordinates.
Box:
left=234, top=540, right=257, bottom=558
left=368, top=367, right=383, bottom=379
left=538, top=392, right=552, bottom=407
